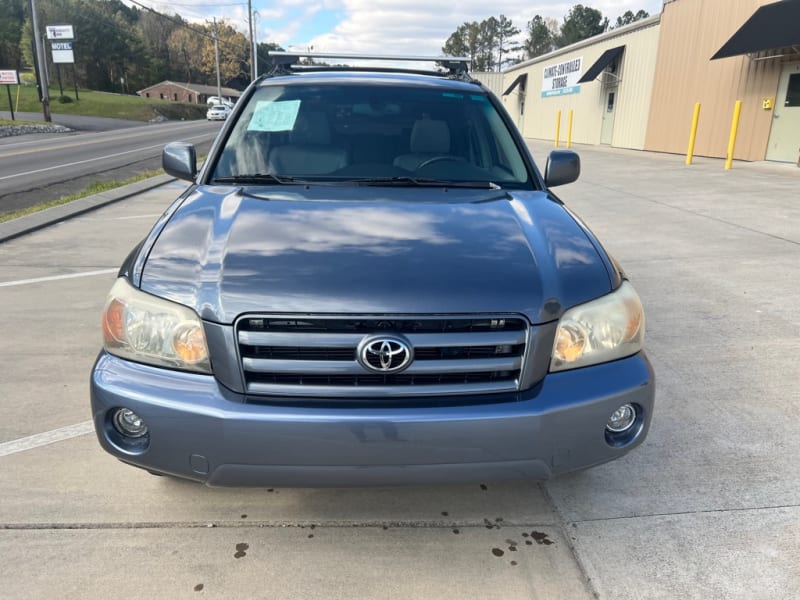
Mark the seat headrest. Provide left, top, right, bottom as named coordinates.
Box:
left=291, top=111, right=331, bottom=145
left=410, top=119, right=450, bottom=154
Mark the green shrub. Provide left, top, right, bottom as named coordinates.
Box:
left=57, top=95, right=74, bottom=103
left=152, top=103, right=206, bottom=120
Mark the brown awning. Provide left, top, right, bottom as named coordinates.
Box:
left=503, top=73, right=527, bottom=96
left=577, top=46, right=625, bottom=83
left=711, top=0, right=800, bottom=60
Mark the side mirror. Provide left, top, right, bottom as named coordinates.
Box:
left=544, top=150, right=580, bottom=187
left=162, top=142, right=197, bottom=182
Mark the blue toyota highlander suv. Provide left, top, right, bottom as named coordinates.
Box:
left=90, top=53, right=654, bottom=486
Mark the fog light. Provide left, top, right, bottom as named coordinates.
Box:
left=606, top=403, right=636, bottom=433
left=112, top=408, right=148, bottom=438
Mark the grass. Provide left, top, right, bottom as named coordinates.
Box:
left=0, top=168, right=165, bottom=224
left=8, top=82, right=206, bottom=121
left=0, top=118, right=43, bottom=127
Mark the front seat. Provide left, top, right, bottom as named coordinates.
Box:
left=268, top=111, right=348, bottom=175
left=393, top=119, right=452, bottom=171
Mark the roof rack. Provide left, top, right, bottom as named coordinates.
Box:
left=267, top=51, right=473, bottom=80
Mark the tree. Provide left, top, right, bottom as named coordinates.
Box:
left=442, top=17, right=502, bottom=72
left=19, top=18, right=34, bottom=73
left=0, top=0, right=26, bottom=71
left=557, top=4, right=608, bottom=48
left=137, top=8, right=182, bottom=84
left=615, top=9, right=649, bottom=28
left=168, top=27, right=206, bottom=84
left=256, top=42, right=286, bottom=76
left=495, top=14, right=521, bottom=70
left=524, top=15, right=556, bottom=59
left=18, top=0, right=150, bottom=93
left=14, top=0, right=282, bottom=93
left=202, top=20, right=250, bottom=84
left=443, top=22, right=481, bottom=68
left=478, top=17, right=499, bottom=71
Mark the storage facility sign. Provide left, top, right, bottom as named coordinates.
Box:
left=51, top=41, right=75, bottom=64
left=0, top=70, right=19, bottom=85
left=541, top=57, right=583, bottom=97
left=46, top=24, right=75, bottom=39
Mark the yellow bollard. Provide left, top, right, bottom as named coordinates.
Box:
left=567, top=110, right=574, bottom=149
left=725, top=100, right=742, bottom=170
left=685, top=103, right=701, bottom=165
left=554, top=110, right=561, bottom=148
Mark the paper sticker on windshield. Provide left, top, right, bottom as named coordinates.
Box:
left=247, top=100, right=301, bottom=132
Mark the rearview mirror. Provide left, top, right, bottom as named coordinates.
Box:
left=544, top=150, right=580, bottom=187
left=162, top=142, right=197, bottom=182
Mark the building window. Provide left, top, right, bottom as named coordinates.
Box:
left=173, top=93, right=178, bottom=101
left=188, top=94, right=193, bottom=103
left=160, top=93, right=164, bottom=99
left=786, top=73, right=800, bottom=107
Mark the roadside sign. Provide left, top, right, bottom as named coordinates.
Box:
left=1, top=69, right=19, bottom=120
left=52, top=41, right=75, bottom=64
left=46, top=24, right=75, bottom=40
left=0, top=70, right=19, bottom=85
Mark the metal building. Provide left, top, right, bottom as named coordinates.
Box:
left=501, top=16, right=661, bottom=150
left=500, top=0, right=800, bottom=163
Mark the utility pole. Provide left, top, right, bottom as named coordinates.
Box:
left=247, top=0, right=255, bottom=81
left=28, top=0, right=51, bottom=122
left=212, top=18, right=222, bottom=101
left=252, top=11, right=259, bottom=79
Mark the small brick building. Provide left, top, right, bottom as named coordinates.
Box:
left=137, top=81, right=241, bottom=104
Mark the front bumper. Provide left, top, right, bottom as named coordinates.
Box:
left=91, top=351, right=655, bottom=486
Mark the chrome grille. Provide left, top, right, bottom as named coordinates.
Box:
left=236, top=316, right=530, bottom=398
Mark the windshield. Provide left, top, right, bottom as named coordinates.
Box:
left=208, top=82, right=533, bottom=189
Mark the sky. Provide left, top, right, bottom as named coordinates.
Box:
left=140, top=0, right=665, bottom=60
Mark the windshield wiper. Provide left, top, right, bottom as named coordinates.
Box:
left=352, top=176, right=500, bottom=190
left=211, top=174, right=301, bottom=185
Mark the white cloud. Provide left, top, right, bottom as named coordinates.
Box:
left=302, top=0, right=664, bottom=57
left=131, top=0, right=664, bottom=61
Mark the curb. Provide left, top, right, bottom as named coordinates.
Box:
left=0, top=174, right=178, bottom=244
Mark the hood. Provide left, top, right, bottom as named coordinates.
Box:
left=139, top=185, right=611, bottom=324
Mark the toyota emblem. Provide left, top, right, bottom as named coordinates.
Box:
left=357, top=335, right=413, bottom=373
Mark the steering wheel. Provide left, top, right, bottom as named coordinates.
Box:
left=417, top=156, right=464, bottom=169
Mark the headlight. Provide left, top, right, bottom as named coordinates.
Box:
left=550, top=281, right=644, bottom=372
left=101, top=278, right=211, bottom=373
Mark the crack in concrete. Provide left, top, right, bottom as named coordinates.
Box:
left=0, top=521, right=560, bottom=531
left=539, top=482, right=602, bottom=599
left=569, top=502, right=800, bottom=525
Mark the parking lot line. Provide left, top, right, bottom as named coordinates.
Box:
left=0, top=421, right=94, bottom=457
left=0, top=268, right=117, bottom=288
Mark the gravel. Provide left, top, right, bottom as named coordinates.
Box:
left=0, top=123, right=73, bottom=138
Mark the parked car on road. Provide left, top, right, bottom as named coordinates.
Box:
left=206, top=104, right=231, bottom=121
left=207, top=96, right=234, bottom=107
left=91, top=53, right=655, bottom=487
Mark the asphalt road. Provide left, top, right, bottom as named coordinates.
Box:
left=0, top=117, right=222, bottom=216
left=0, top=144, right=798, bottom=598
left=1, top=111, right=152, bottom=132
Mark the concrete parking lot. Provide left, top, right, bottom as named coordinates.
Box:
left=1, top=142, right=798, bottom=599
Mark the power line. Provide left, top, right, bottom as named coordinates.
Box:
left=128, top=0, right=249, bottom=59
left=128, top=0, right=217, bottom=44
left=130, top=0, right=280, bottom=75
left=151, top=1, right=248, bottom=7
